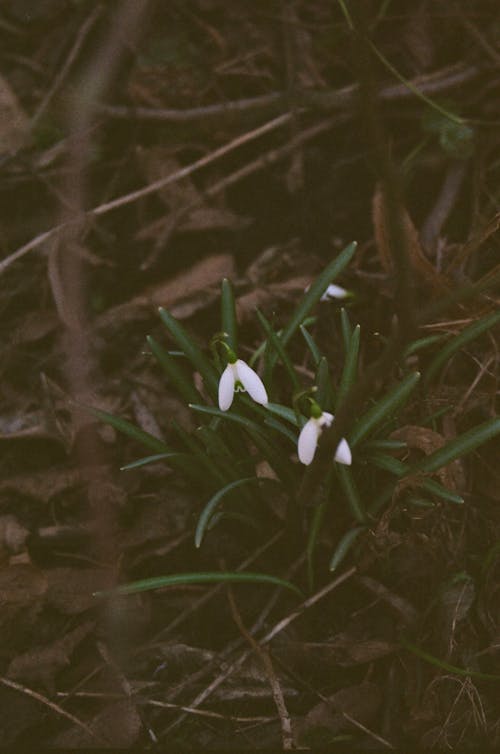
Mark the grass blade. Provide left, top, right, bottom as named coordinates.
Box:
left=300, top=324, right=322, bottom=366
left=87, top=406, right=170, bottom=454
left=195, top=477, right=267, bottom=548
left=280, top=241, right=357, bottom=348
left=411, top=418, right=500, bottom=474
left=147, top=335, right=203, bottom=405
left=349, top=372, right=421, bottom=447
left=424, top=311, right=500, bottom=385
left=329, top=526, right=366, bottom=572
left=340, top=307, right=353, bottom=351
left=158, top=307, right=218, bottom=396
left=257, top=308, right=301, bottom=391
left=337, top=465, right=367, bottom=523
left=337, top=323, right=360, bottom=409
left=221, top=277, right=238, bottom=353
left=120, top=452, right=172, bottom=470
left=96, top=571, right=303, bottom=598
left=401, top=638, right=500, bottom=681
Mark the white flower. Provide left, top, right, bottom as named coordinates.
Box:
left=297, top=410, right=352, bottom=466
left=218, top=358, right=268, bottom=411
left=320, top=283, right=349, bottom=301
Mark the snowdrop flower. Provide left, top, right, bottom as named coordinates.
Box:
left=320, top=283, right=349, bottom=301
left=218, top=351, right=268, bottom=411
left=298, top=403, right=352, bottom=466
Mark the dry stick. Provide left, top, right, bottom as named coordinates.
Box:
left=30, top=4, right=103, bottom=129
left=95, top=62, right=477, bottom=123
left=0, top=676, right=106, bottom=745
left=0, top=63, right=478, bottom=276
left=420, top=161, right=469, bottom=256
left=227, top=586, right=295, bottom=750
left=160, top=567, right=356, bottom=739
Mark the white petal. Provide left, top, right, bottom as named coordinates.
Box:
left=218, top=364, right=235, bottom=411
left=298, top=419, right=320, bottom=465
left=319, top=411, right=334, bottom=428
left=321, top=283, right=348, bottom=301
left=235, top=360, right=268, bottom=405
left=334, top=438, right=352, bottom=465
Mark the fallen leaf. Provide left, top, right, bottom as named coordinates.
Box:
left=299, top=682, right=381, bottom=741
left=0, top=516, right=29, bottom=565
left=390, top=424, right=464, bottom=490
left=96, top=253, right=236, bottom=329
left=0, top=74, right=31, bottom=154
left=0, top=468, right=81, bottom=504
left=51, top=699, right=142, bottom=748
left=0, top=564, right=48, bottom=645
left=46, top=568, right=106, bottom=615
left=7, top=620, right=95, bottom=692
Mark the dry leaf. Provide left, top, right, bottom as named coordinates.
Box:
left=372, top=184, right=450, bottom=292
left=7, top=620, right=95, bottom=691
left=299, top=682, right=381, bottom=740
left=51, top=699, right=142, bottom=748
left=46, top=568, right=106, bottom=615
left=0, top=468, right=81, bottom=504
left=390, top=424, right=465, bottom=490
left=0, top=516, right=29, bottom=564
left=0, top=74, right=31, bottom=153
left=96, top=253, right=235, bottom=329
left=0, top=564, right=48, bottom=644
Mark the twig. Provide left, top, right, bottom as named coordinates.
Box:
left=0, top=676, right=105, bottom=745
left=30, top=4, right=103, bottom=128
left=227, top=586, right=295, bottom=750
left=420, top=161, right=468, bottom=256
left=160, top=566, right=356, bottom=739
left=343, top=712, right=394, bottom=749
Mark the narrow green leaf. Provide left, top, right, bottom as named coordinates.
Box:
left=189, top=404, right=260, bottom=430
left=419, top=477, right=464, bottom=504
left=369, top=453, right=464, bottom=504
left=337, top=465, right=367, bottom=523
left=280, top=242, right=357, bottom=348
left=88, top=406, right=170, bottom=454
left=172, top=421, right=228, bottom=485
left=120, top=452, right=171, bottom=470
left=424, top=311, right=500, bottom=385
left=96, top=571, right=303, bottom=598
left=364, top=439, right=407, bottom=451
left=158, top=307, right=218, bottom=396
left=265, top=402, right=302, bottom=427
left=221, top=278, right=238, bottom=353
left=300, top=324, right=322, bottom=366
left=329, top=526, right=366, bottom=572
left=147, top=335, right=203, bottom=405
left=307, top=496, right=330, bottom=592
left=337, top=324, right=360, bottom=409
left=350, top=372, right=421, bottom=448
left=316, top=356, right=335, bottom=410
left=401, top=639, right=500, bottom=681
left=340, top=307, right=353, bottom=352
left=403, top=333, right=446, bottom=358
left=412, top=418, right=500, bottom=474
left=257, top=308, right=301, bottom=391
left=195, top=477, right=263, bottom=548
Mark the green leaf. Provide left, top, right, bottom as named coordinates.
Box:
left=280, top=242, right=357, bottom=348
left=257, top=308, right=301, bottom=392
left=221, top=278, right=238, bottom=353
left=265, top=402, right=301, bottom=427
left=195, top=477, right=267, bottom=548
left=147, top=335, right=203, bottom=405
left=300, top=324, right=322, bottom=366
left=337, top=465, right=367, bottom=523
left=411, top=418, right=500, bottom=474
left=340, top=307, right=353, bottom=352
left=316, top=357, right=335, bottom=410
left=158, top=307, right=218, bottom=396
left=350, top=372, right=421, bottom=447
left=424, top=311, right=500, bottom=386
left=401, top=638, right=500, bottom=681
left=189, top=404, right=260, bottom=430
left=87, top=406, right=170, bottom=454
left=329, top=526, right=366, bottom=572
left=337, top=323, right=360, bottom=409
left=96, top=571, right=303, bottom=598
left=403, top=333, right=446, bottom=358
left=120, top=452, right=172, bottom=470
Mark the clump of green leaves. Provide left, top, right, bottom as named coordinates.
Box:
left=92, top=241, right=500, bottom=595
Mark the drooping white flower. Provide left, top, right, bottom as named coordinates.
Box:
left=297, top=406, right=352, bottom=466
left=218, top=356, right=268, bottom=411
left=320, top=283, right=349, bottom=301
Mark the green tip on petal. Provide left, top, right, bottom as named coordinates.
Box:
left=227, top=348, right=237, bottom=364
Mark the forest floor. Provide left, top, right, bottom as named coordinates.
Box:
left=0, top=1, right=499, bottom=749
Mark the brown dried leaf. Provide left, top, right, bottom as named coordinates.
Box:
left=300, top=682, right=381, bottom=739
left=96, top=253, right=235, bottom=329
left=0, top=74, right=31, bottom=153
left=303, top=635, right=396, bottom=667
left=51, top=700, right=142, bottom=748
left=390, top=424, right=464, bottom=490
left=0, top=564, right=48, bottom=643
left=372, top=184, right=450, bottom=291
left=0, top=468, right=81, bottom=504
left=46, top=568, right=106, bottom=615
left=0, top=516, right=29, bottom=565
left=7, top=620, right=95, bottom=691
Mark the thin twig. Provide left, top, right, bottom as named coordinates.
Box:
left=0, top=676, right=105, bottom=745
left=30, top=4, right=103, bottom=128
left=227, top=586, right=295, bottom=749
